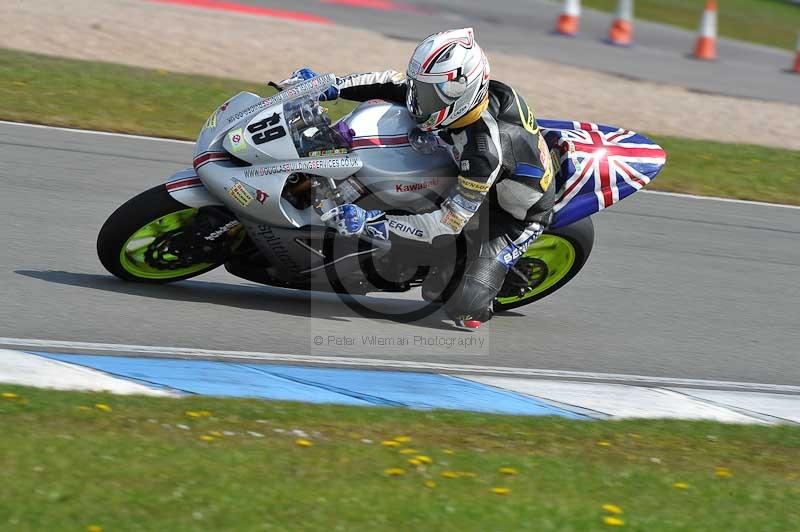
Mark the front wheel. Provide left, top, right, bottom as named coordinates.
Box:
left=493, top=217, right=594, bottom=312
left=97, top=185, right=242, bottom=283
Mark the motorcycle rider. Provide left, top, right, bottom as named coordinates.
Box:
left=285, top=28, right=554, bottom=328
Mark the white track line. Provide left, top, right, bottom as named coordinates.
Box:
left=1, top=337, right=798, bottom=393
left=0, top=120, right=194, bottom=145
left=2, top=120, right=799, bottom=210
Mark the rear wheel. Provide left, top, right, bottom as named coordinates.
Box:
left=493, top=217, right=594, bottom=312
left=97, top=185, right=242, bottom=283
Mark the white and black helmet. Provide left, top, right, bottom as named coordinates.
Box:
left=405, top=28, right=491, bottom=131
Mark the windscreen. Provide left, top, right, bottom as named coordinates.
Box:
left=283, top=97, right=352, bottom=157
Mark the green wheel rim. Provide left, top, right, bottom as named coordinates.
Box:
left=119, top=208, right=215, bottom=280
left=495, top=234, right=577, bottom=305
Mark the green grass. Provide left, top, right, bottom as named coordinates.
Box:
left=1, top=385, right=799, bottom=531
left=1, top=47, right=799, bottom=205
left=653, top=135, right=800, bottom=205
left=577, top=0, right=800, bottom=51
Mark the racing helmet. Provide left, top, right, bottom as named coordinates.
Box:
left=405, top=28, right=491, bottom=131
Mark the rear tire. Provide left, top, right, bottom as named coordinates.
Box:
left=97, top=185, right=228, bottom=283
left=493, top=217, right=594, bottom=312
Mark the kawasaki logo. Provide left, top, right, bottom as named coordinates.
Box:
left=395, top=179, right=439, bottom=193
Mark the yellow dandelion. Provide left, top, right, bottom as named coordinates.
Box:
left=295, top=438, right=313, bottom=447
left=672, top=482, right=689, bottom=490
left=186, top=410, right=212, bottom=418
left=87, top=526, right=103, bottom=532
left=200, top=435, right=215, bottom=442
left=209, top=431, right=222, bottom=437
left=499, top=467, right=518, bottom=475
left=394, top=435, right=412, bottom=443
left=441, top=471, right=460, bottom=479
left=2, top=392, right=18, bottom=399
left=603, top=516, right=624, bottom=526
left=384, top=468, right=406, bottom=476
left=714, top=467, right=733, bottom=478
left=457, top=471, right=477, bottom=478
left=399, top=448, right=418, bottom=455
left=597, top=441, right=611, bottom=447
left=415, top=455, right=433, bottom=464
left=490, top=487, right=511, bottom=495
left=602, top=504, right=623, bottom=515
left=408, top=459, right=422, bottom=466
left=442, top=449, right=454, bottom=454
left=424, top=480, right=437, bottom=489
left=381, top=440, right=400, bottom=447
left=94, top=403, right=112, bottom=412
left=78, top=406, right=91, bottom=411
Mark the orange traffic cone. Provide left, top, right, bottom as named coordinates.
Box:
left=792, top=32, right=800, bottom=74
left=607, top=0, right=633, bottom=46
left=555, top=0, right=581, bottom=36
left=693, top=0, right=717, bottom=60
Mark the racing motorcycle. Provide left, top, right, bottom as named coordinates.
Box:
left=97, top=74, right=666, bottom=321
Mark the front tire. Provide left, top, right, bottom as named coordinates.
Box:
left=493, top=217, right=594, bottom=312
left=97, top=185, right=236, bottom=283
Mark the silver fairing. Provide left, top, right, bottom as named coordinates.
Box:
left=345, top=101, right=458, bottom=212
left=192, top=84, right=457, bottom=232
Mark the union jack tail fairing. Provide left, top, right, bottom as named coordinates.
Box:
left=539, top=120, right=667, bottom=228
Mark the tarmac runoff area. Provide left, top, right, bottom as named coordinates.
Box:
left=2, top=348, right=799, bottom=424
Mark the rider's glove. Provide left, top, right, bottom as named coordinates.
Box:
left=279, top=67, right=339, bottom=101
left=321, top=204, right=387, bottom=239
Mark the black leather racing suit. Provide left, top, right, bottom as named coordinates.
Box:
left=338, top=71, right=556, bottom=321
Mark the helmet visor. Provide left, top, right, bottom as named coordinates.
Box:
left=406, top=78, right=450, bottom=123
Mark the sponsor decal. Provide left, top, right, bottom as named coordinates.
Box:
left=460, top=160, right=470, bottom=172
left=458, top=176, right=491, bottom=193
left=540, top=167, right=553, bottom=191
left=394, top=178, right=439, bottom=193
left=228, top=128, right=246, bottom=153
left=241, top=156, right=361, bottom=178
left=388, top=219, right=424, bottom=239
left=497, top=226, right=543, bottom=267
left=204, top=111, right=218, bottom=130
left=538, top=135, right=549, bottom=168
left=307, top=148, right=348, bottom=157
left=252, top=224, right=300, bottom=273
left=366, top=221, right=389, bottom=240
left=440, top=207, right=467, bottom=231
left=226, top=74, right=335, bottom=123
left=205, top=220, right=240, bottom=241
left=256, top=189, right=268, bottom=204
left=451, top=193, right=481, bottom=213
left=228, top=182, right=253, bottom=207
left=408, top=59, right=422, bottom=77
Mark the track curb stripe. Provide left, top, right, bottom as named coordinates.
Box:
left=3, top=349, right=798, bottom=423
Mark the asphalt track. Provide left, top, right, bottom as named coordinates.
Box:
left=1, top=121, right=798, bottom=386
left=241, top=0, right=800, bottom=105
